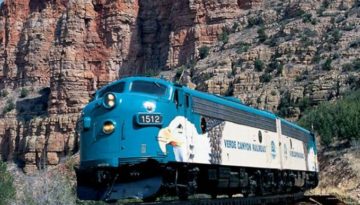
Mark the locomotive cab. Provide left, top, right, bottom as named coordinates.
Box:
left=77, top=77, right=177, bottom=201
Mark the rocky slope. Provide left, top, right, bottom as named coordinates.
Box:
left=309, top=143, right=360, bottom=203
left=187, top=0, right=360, bottom=120
left=0, top=0, right=359, bottom=175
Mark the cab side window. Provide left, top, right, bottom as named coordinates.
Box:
left=185, top=94, right=190, bottom=108
left=174, top=90, right=179, bottom=107
left=201, top=117, right=207, bottom=134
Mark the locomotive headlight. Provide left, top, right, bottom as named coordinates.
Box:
left=143, top=101, right=156, bottom=112
left=103, top=121, right=115, bottom=134
left=103, top=93, right=116, bottom=109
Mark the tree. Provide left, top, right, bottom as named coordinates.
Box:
left=0, top=161, right=15, bottom=205
left=299, top=90, right=360, bottom=146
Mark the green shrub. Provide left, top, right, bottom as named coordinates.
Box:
left=312, top=52, right=321, bottom=63
left=257, top=27, right=267, bottom=43
left=299, top=90, right=360, bottom=146
left=303, top=28, right=318, bottom=37
left=0, top=161, right=15, bottom=205
left=3, top=99, right=15, bottom=114
left=218, top=30, right=229, bottom=44
left=341, top=23, right=355, bottom=31
left=254, top=59, right=264, bottom=72
left=247, top=16, right=264, bottom=27
left=322, top=58, right=333, bottom=70
left=268, top=61, right=280, bottom=73
left=283, top=6, right=305, bottom=19
left=20, top=87, right=29, bottom=98
left=234, top=42, right=250, bottom=54
left=267, top=37, right=278, bottom=47
left=317, top=6, right=326, bottom=16
left=342, top=63, right=353, bottom=71
left=329, top=29, right=342, bottom=44
left=297, top=97, right=312, bottom=112
left=322, top=0, right=330, bottom=8
left=260, top=73, right=272, bottom=83
left=300, top=36, right=314, bottom=47
left=311, top=18, right=318, bottom=25
left=0, top=90, right=8, bottom=98
left=353, top=58, right=360, bottom=70
left=302, top=13, right=313, bottom=23
left=198, top=46, right=210, bottom=59
left=232, top=22, right=239, bottom=32
left=335, top=15, right=346, bottom=23
left=277, top=91, right=296, bottom=118
left=332, top=52, right=340, bottom=59
left=346, top=75, right=359, bottom=90
left=233, top=59, right=243, bottom=67
left=276, top=63, right=284, bottom=77
left=349, top=39, right=360, bottom=48
left=295, top=75, right=303, bottom=82
left=341, top=59, right=360, bottom=71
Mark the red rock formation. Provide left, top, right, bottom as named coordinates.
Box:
left=0, top=0, right=264, bottom=173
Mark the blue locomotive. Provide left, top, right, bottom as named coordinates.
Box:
left=76, top=77, right=318, bottom=202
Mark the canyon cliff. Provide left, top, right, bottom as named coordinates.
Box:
left=0, top=0, right=263, bottom=173
left=0, top=0, right=359, bottom=175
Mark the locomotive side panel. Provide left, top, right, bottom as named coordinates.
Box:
left=279, top=120, right=318, bottom=172
left=157, top=93, right=319, bottom=173
left=280, top=136, right=307, bottom=171
left=157, top=116, right=282, bottom=169
left=221, top=121, right=281, bottom=169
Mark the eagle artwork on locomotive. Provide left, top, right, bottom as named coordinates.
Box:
left=76, top=77, right=319, bottom=202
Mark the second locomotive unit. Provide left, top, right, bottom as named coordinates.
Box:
left=76, top=77, right=318, bottom=201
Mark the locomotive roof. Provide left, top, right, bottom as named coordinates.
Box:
left=105, top=77, right=310, bottom=135
left=280, top=119, right=311, bottom=135
left=182, top=86, right=277, bottom=120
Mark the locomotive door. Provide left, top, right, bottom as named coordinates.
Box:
left=183, top=93, right=194, bottom=162
left=276, top=118, right=284, bottom=169
left=174, top=89, right=191, bottom=162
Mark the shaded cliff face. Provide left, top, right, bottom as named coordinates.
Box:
left=0, top=0, right=261, bottom=114
left=0, top=0, right=262, bottom=173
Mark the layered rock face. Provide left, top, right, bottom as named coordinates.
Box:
left=0, top=0, right=359, bottom=173
left=190, top=0, right=360, bottom=120
left=0, top=0, right=263, bottom=173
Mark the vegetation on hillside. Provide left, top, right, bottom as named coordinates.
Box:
left=0, top=161, right=15, bottom=205
left=299, top=90, right=360, bottom=146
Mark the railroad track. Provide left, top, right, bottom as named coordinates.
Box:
left=296, top=195, right=347, bottom=205
left=122, top=193, right=347, bottom=205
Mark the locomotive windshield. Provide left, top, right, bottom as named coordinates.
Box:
left=131, top=80, right=167, bottom=97
left=98, top=82, right=125, bottom=98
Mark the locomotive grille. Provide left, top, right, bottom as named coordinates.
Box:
left=192, top=97, right=277, bottom=132
left=206, top=119, right=225, bottom=164
left=281, top=123, right=311, bottom=143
